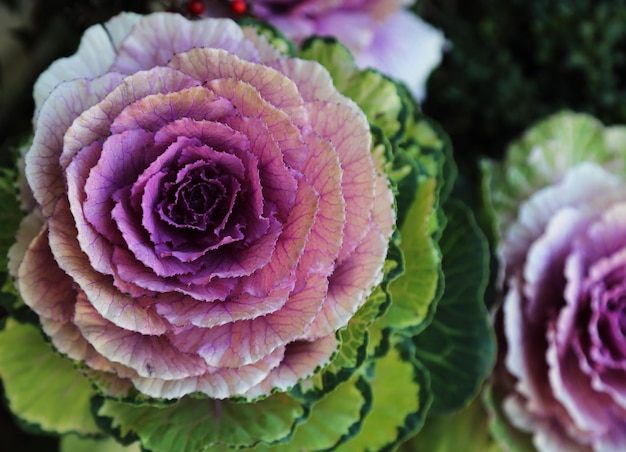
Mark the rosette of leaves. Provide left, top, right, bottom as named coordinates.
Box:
left=0, top=21, right=494, bottom=451
left=482, top=112, right=626, bottom=451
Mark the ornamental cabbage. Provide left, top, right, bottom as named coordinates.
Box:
left=11, top=11, right=395, bottom=401
left=0, top=11, right=492, bottom=452
left=484, top=112, right=626, bottom=451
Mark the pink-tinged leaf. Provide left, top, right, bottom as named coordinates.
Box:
left=547, top=330, right=614, bottom=436
left=241, top=26, right=285, bottom=62
left=502, top=163, right=623, bottom=276
left=32, top=13, right=140, bottom=114
left=80, top=128, right=156, bottom=243
left=101, top=12, right=143, bottom=51
left=60, top=67, right=200, bottom=172
left=8, top=210, right=44, bottom=279
left=298, top=130, right=345, bottom=274
left=39, top=315, right=115, bottom=373
left=128, top=346, right=285, bottom=399
left=153, top=288, right=287, bottom=328
left=48, top=198, right=171, bottom=335
left=27, top=73, right=124, bottom=217
left=305, top=221, right=387, bottom=340
left=17, top=227, right=75, bottom=322
left=110, top=13, right=261, bottom=74
left=558, top=250, right=586, bottom=352
left=74, top=296, right=210, bottom=380
left=144, top=163, right=243, bottom=259
left=305, top=101, right=374, bottom=263
left=204, top=78, right=308, bottom=171
left=64, top=136, right=123, bottom=278
left=221, top=116, right=299, bottom=223
left=502, top=393, right=587, bottom=452
left=82, top=368, right=135, bottom=398
left=503, top=278, right=561, bottom=417
left=167, top=48, right=307, bottom=122
left=244, top=334, right=339, bottom=399
left=585, top=202, right=626, bottom=264
left=153, top=118, right=251, bottom=153
left=169, top=271, right=328, bottom=368
left=372, top=144, right=396, bottom=240
left=154, top=178, right=318, bottom=328
left=112, top=191, right=281, bottom=283
left=267, top=57, right=350, bottom=105
left=108, top=243, right=238, bottom=302
left=522, top=207, right=588, bottom=324
left=110, top=87, right=236, bottom=134
left=591, top=426, right=626, bottom=451
left=588, top=366, right=626, bottom=411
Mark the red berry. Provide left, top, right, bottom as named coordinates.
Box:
left=187, top=0, right=205, bottom=15
left=230, top=0, right=247, bottom=15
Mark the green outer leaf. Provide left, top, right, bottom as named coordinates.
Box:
left=413, top=200, right=495, bottom=415
left=418, top=117, right=458, bottom=207
left=60, top=435, right=141, bottom=452
left=401, top=390, right=502, bottom=452
left=95, top=393, right=308, bottom=451
left=256, top=376, right=372, bottom=452
left=340, top=68, right=406, bottom=140
left=382, top=177, right=440, bottom=332
left=394, top=115, right=455, bottom=230
left=0, top=319, right=101, bottom=435
left=336, top=344, right=431, bottom=452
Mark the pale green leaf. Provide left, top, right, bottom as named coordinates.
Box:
left=60, top=434, right=141, bottom=452
left=256, top=376, right=370, bottom=451
left=96, top=393, right=307, bottom=451
left=297, top=38, right=357, bottom=95
left=0, top=319, right=100, bottom=435
left=335, top=345, right=430, bottom=452
left=383, top=178, right=440, bottom=332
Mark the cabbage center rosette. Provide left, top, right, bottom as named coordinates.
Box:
left=484, top=112, right=626, bottom=451
left=10, top=12, right=394, bottom=400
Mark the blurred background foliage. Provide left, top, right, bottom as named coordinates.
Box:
left=418, top=0, right=626, bottom=162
